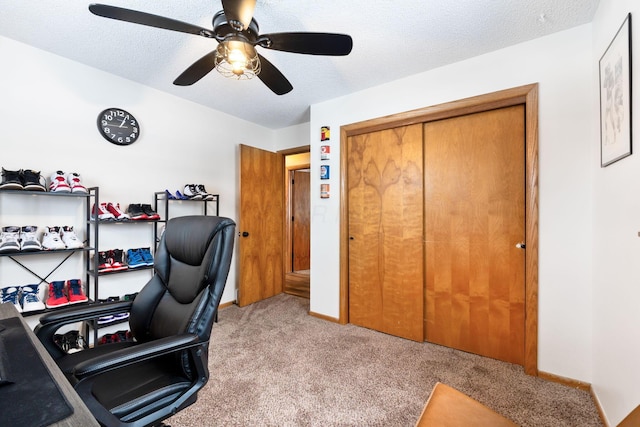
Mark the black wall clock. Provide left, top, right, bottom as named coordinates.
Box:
left=97, top=108, right=140, bottom=145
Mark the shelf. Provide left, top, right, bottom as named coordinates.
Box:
left=93, top=219, right=164, bottom=225
left=0, top=247, right=95, bottom=258
left=0, top=188, right=96, bottom=198
left=20, top=299, right=93, bottom=318
left=91, top=265, right=154, bottom=276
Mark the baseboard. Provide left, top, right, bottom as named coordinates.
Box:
left=538, top=370, right=609, bottom=426
left=308, top=310, right=340, bottom=323
left=219, top=300, right=235, bottom=310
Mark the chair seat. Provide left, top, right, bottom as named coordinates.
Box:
left=86, top=358, right=194, bottom=421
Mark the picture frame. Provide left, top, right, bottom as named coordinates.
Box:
left=599, top=13, right=632, bottom=167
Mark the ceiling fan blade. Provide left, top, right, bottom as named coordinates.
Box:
left=221, top=0, right=256, bottom=30
left=257, top=54, right=293, bottom=95
left=260, top=33, right=353, bottom=56
left=89, top=4, right=214, bottom=38
left=173, top=51, right=218, bottom=86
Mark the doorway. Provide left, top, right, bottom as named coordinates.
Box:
left=284, top=152, right=311, bottom=298
left=339, top=84, right=539, bottom=375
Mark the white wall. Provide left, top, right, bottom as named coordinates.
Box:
left=591, top=0, right=640, bottom=424
left=308, top=25, right=596, bottom=384
left=0, top=36, right=279, bottom=306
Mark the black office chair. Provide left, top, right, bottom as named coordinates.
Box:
left=35, top=215, right=236, bottom=427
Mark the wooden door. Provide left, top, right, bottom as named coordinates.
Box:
left=424, top=105, right=525, bottom=364
left=238, top=144, right=284, bottom=307
left=291, top=169, right=310, bottom=271
left=347, top=124, right=424, bottom=342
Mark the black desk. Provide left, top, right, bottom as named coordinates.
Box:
left=0, top=303, right=99, bottom=427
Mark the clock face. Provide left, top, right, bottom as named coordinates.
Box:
left=97, top=108, right=140, bottom=145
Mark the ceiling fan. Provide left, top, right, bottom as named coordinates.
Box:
left=89, top=0, right=353, bottom=95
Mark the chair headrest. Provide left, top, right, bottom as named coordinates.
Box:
left=164, top=216, right=234, bottom=266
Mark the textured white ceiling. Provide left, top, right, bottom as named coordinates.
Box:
left=0, top=0, right=600, bottom=129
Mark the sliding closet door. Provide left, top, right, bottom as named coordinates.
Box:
left=347, top=124, right=424, bottom=342
left=424, top=105, right=525, bottom=364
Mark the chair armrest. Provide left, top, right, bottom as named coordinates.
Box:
left=38, top=300, right=133, bottom=326
left=73, top=333, right=202, bottom=379
left=35, top=301, right=133, bottom=358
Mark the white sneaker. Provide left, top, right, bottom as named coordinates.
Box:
left=106, top=202, right=130, bottom=220
left=20, top=225, right=42, bottom=251
left=183, top=184, right=203, bottom=200
left=42, top=226, right=66, bottom=250
left=61, top=226, right=84, bottom=249
left=20, top=285, right=46, bottom=312
left=195, top=184, right=214, bottom=201
left=49, top=170, right=71, bottom=192
left=0, top=226, right=21, bottom=253
left=1, top=286, right=22, bottom=312
left=92, top=203, right=115, bottom=220
left=67, top=172, right=88, bottom=193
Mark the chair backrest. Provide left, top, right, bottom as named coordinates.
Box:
left=128, top=216, right=235, bottom=345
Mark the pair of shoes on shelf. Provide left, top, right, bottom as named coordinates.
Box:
left=49, top=170, right=88, bottom=193
left=53, top=330, right=87, bottom=354
left=165, top=189, right=187, bottom=200
left=95, top=249, right=128, bottom=273
left=98, top=330, right=133, bottom=344
left=46, top=279, right=88, bottom=308
left=93, top=202, right=130, bottom=220
left=0, top=225, right=83, bottom=252
left=0, top=285, right=47, bottom=313
left=127, top=204, right=160, bottom=220
left=0, top=168, right=47, bottom=191
left=182, top=184, right=215, bottom=201
left=96, top=296, right=129, bottom=325
left=127, top=247, right=154, bottom=268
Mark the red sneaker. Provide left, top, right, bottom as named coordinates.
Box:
left=66, top=279, right=88, bottom=304
left=46, top=281, right=69, bottom=308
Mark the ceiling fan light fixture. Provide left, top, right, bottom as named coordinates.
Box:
left=215, top=39, right=260, bottom=80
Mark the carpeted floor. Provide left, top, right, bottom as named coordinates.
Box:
left=168, top=294, right=602, bottom=427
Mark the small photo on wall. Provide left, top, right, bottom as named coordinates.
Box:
left=321, top=126, right=330, bottom=141
left=320, top=184, right=330, bottom=198
left=320, top=165, right=330, bottom=179
left=321, top=145, right=331, bottom=160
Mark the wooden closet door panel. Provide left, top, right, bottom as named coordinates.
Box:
left=347, top=124, right=424, bottom=342
left=424, top=105, right=525, bottom=364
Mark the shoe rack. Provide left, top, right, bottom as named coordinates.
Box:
left=87, top=197, right=165, bottom=345
left=0, top=187, right=98, bottom=323
left=153, top=191, right=220, bottom=247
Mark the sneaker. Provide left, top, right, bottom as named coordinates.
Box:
left=67, top=172, right=88, bottom=193
left=140, top=204, right=160, bottom=220
left=175, top=190, right=189, bottom=200
left=127, top=204, right=148, bottom=220
left=22, top=169, right=47, bottom=192
left=61, top=226, right=84, bottom=249
left=42, top=226, right=66, bottom=250
left=20, top=285, right=46, bottom=312
left=126, top=248, right=147, bottom=268
left=0, top=226, right=21, bottom=253
left=138, top=247, right=154, bottom=266
left=183, top=184, right=203, bottom=200
left=113, top=312, right=130, bottom=321
left=1, top=286, right=22, bottom=313
left=0, top=168, right=24, bottom=190
left=165, top=189, right=176, bottom=200
left=20, top=225, right=42, bottom=251
left=62, top=330, right=86, bottom=354
left=109, top=249, right=128, bottom=271
left=195, top=184, right=214, bottom=201
left=123, top=292, right=138, bottom=301
left=97, top=315, right=115, bottom=325
left=92, top=203, right=116, bottom=220
left=96, top=251, right=113, bottom=273
left=66, top=279, right=88, bottom=304
left=46, top=281, right=69, bottom=308
left=49, top=170, right=71, bottom=193
left=105, top=202, right=129, bottom=220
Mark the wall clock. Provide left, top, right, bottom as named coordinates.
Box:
left=97, top=108, right=140, bottom=145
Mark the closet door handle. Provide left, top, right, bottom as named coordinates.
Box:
left=515, top=242, right=525, bottom=249
left=241, top=231, right=249, bottom=237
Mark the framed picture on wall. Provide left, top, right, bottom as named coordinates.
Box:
left=599, top=13, right=632, bottom=167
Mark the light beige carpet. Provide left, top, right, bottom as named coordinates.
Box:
left=168, top=294, right=601, bottom=427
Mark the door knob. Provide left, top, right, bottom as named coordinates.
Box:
left=242, top=231, right=249, bottom=237
left=515, top=242, right=526, bottom=249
